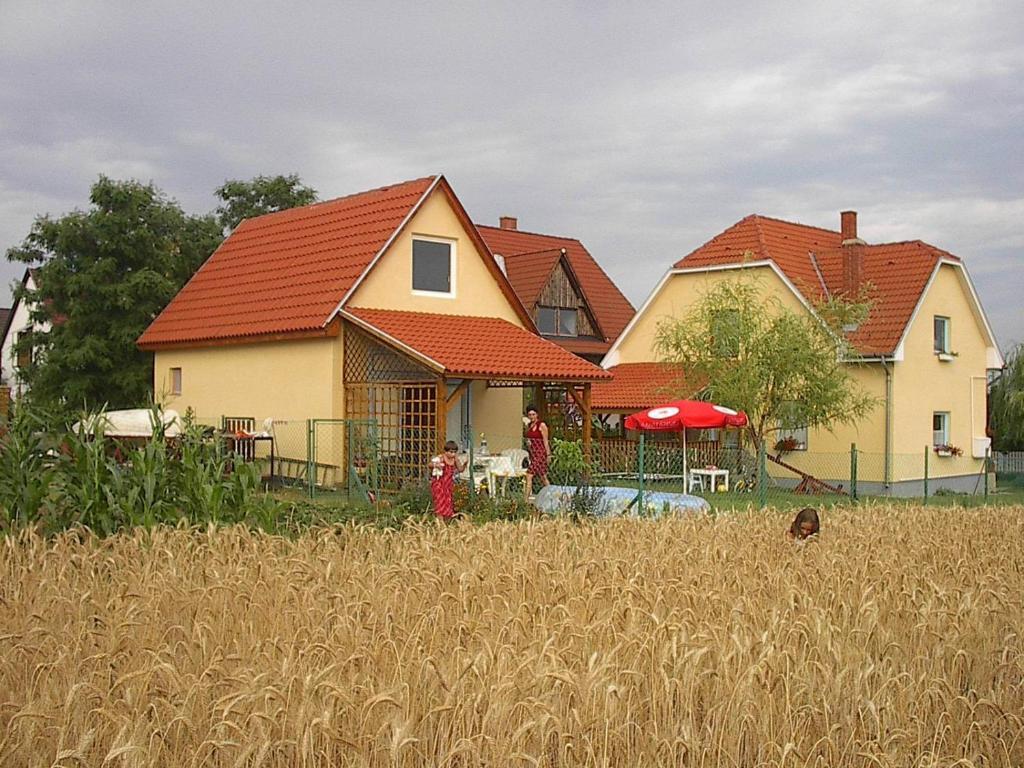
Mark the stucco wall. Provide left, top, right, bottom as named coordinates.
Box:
left=608, top=266, right=808, bottom=366
left=153, top=335, right=342, bottom=425
left=890, top=263, right=989, bottom=477
left=349, top=189, right=523, bottom=324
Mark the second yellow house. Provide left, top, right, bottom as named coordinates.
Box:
left=602, top=211, right=1003, bottom=495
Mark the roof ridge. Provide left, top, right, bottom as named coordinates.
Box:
left=499, top=246, right=565, bottom=258
left=475, top=223, right=582, bottom=245
left=237, top=175, right=438, bottom=228
left=754, top=213, right=841, bottom=236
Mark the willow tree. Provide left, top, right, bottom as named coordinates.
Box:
left=654, top=273, right=877, bottom=451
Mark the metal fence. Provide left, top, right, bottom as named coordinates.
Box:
left=193, top=412, right=1001, bottom=508
left=193, top=415, right=380, bottom=503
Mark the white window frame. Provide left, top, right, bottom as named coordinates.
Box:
left=411, top=236, right=456, bottom=299
left=932, top=411, right=950, bottom=447
left=170, top=367, right=182, bottom=396
left=933, top=315, right=951, bottom=355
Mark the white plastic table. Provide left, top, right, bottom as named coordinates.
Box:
left=688, top=468, right=729, bottom=493
left=461, top=454, right=515, bottom=497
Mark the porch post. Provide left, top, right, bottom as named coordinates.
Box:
left=436, top=378, right=448, bottom=453
left=533, top=383, right=547, bottom=421
left=582, top=383, right=592, bottom=463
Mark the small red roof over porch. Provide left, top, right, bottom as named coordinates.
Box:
left=343, top=308, right=611, bottom=382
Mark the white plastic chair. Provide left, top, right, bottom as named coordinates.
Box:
left=491, top=448, right=529, bottom=496
left=688, top=471, right=705, bottom=493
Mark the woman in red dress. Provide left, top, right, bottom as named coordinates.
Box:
left=524, top=405, right=551, bottom=500
left=429, top=441, right=466, bottom=520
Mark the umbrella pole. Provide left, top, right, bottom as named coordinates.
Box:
left=638, top=432, right=645, bottom=512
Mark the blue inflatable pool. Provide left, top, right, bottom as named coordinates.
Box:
left=533, top=484, right=710, bottom=518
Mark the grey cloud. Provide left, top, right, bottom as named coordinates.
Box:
left=1, top=0, right=1021, bottom=353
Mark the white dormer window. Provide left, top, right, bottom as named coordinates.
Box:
left=412, top=237, right=455, bottom=297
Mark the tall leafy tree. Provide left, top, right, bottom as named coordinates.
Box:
left=6, top=177, right=222, bottom=410
left=989, top=343, right=1024, bottom=451
left=654, top=273, right=878, bottom=450
left=214, top=174, right=317, bottom=232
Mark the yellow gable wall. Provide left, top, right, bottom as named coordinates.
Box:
left=348, top=188, right=523, bottom=325
left=611, top=266, right=808, bottom=365
left=609, top=265, right=887, bottom=477
left=891, top=263, right=989, bottom=475
left=153, top=335, right=343, bottom=426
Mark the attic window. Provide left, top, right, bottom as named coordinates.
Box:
left=412, top=238, right=455, bottom=297
left=537, top=306, right=578, bottom=336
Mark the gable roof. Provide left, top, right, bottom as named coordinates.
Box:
left=672, top=214, right=971, bottom=356
left=343, top=308, right=611, bottom=382
left=138, top=176, right=532, bottom=349
left=477, top=225, right=635, bottom=346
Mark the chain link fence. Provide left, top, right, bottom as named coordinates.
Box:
left=189, top=412, right=1002, bottom=510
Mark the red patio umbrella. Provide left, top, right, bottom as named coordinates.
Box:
left=624, top=400, right=748, bottom=432
left=624, top=400, right=748, bottom=494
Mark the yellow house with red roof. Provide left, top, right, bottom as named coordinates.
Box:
left=138, top=175, right=609, bottom=488
left=602, top=211, right=1003, bottom=495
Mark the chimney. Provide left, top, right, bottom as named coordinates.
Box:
left=840, top=210, right=864, bottom=245
left=499, top=216, right=518, bottom=230
left=840, top=210, right=865, bottom=297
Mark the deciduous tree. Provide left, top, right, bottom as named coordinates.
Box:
left=654, top=273, right=878, bottom=451
left=7, top=177, right=222, bottom=410
left=989, top=343, right=1024, bottom=451
left=214, top=174, right=317, bottom=232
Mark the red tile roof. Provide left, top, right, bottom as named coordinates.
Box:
left=592, top=363, right=693, bottom=411
left=139, top=177, right=438, bottom=347
left=477, top=225, right=635, bottom=349
left=674, top=215, right=958, bottom=355
left=344, top=308, right=611, bottom=381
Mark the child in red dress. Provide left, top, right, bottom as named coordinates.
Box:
left=429, top=441, right=467, bottom=519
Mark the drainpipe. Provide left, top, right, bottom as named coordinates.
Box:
left=880, top=357, right=892, bottom=488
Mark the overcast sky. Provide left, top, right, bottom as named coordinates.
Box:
left=2, top=0, right=1021, bottom=351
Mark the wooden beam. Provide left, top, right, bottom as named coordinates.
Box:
left=445, top=379, right=470, bottom=413
left=582, top=383, right=592, bottom=462
left=436, top=379, right=448, bottom=453
left=533, top=384, right=546, bottom=421
left=563, top=385, right=581, bottom=408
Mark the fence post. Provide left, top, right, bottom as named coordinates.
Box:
left=850, top=442, right=858, bottom=502
left=757, top=439, right=767, bottom=510
left=923, top=445, right=929, bottom=503
left=637, top=432, right=645, bottom=512
left=346, top=420, right=354, bottom=501
left=306, top=419, right=314, bottom=499
left=984, top=447, right=990, bottom=499
left=468, top=433, right=475, bottom=504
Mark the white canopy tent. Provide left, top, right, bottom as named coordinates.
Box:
left=73, top=409, right=182, bottom=438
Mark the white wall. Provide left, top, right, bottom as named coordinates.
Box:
left=1, top=273, right=50, bottom=398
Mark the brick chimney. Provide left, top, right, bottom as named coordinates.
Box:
left=499, top=216, right=518, bottom=230
left=840, top=210, right=865, bottom=297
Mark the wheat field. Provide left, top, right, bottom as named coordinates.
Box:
left=2, top=505, right=1023, bottom=767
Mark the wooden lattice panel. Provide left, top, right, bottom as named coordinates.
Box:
left=344, top=324, right=439, bottom=488
left=344, top=324, right=438, bottom=383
